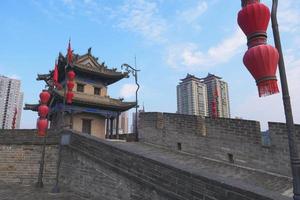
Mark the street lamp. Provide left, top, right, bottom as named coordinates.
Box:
left=238, top=1, right=300, bottom=199
left=121, top=63, right=140, bottom=142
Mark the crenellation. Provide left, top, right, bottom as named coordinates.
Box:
left=139, top=112, right=300, bottom=178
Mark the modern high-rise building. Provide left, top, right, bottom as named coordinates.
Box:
left=0, top=75, right=23, bottom=129
left=177, top=74, right=208, bottom=116
left=177, top=73, right=230, bottom=118
left=120, top=112, right=129, bottom=134
left=203, top=73, right=230, bottom=118
left=113, top=111, right=129, bottom=134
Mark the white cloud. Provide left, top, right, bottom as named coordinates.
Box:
left=120, top=84, right=138, bottom=99
left=7, top=74, right=21, bottom=80
left=178, top=1, right=208, bottom=24
left=276, top=0, right=300, bottom=33
left=118, top=0, right=167, bottom=42
left=166, top=29, right=245, bottom=71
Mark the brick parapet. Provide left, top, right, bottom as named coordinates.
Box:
left=0, top=129, right=60, bottom=145
left=0, top=129, right=59, bottom=185
left=60, top=131, right=290, bottom=200
left=139, top=112, right=300, bottom=177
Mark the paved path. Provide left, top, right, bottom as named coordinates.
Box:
left=107, top=140, right=292, bottom=198
left=0, top=182, right=85, bottom=200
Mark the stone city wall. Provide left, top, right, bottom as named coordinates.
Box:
left=0, top=129, right=291, bottom=200
left=59, top=131, right=287, bottom=200
left=139, top=112, right=300, bottom=177
left=0, top=129, right=59, bottom=184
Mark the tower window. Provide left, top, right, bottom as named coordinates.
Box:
left=77, top=83, right=84, bottom=92
left=94, top=87, right=101, bottom=95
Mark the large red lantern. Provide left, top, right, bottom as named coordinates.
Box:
left=37, top=118, right=48, bottom=137
left=67, top=81, right=75, bottom=91
left=238, top=0, right=279, bottom=97
left=67, top=70, right=75, bottom=81
left=38, top=105, right=49, bottom=118
left=238, top=3, right=270, bottom=37
left=66, top=91, right=74, bottom=104
left=243, top=44, right=279, bottom=97
left=39, top=90, right=51, bottom=104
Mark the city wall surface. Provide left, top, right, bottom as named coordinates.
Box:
left=139, top=112, right=300, bottom=177
left=0, top=129, right=59, bottom=184
left=0, top=129, right=291, bottom=200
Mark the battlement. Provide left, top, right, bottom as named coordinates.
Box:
left=139, top=112, right=300, bottom=177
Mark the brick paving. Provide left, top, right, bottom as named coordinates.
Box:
left=0, top=182, right=85, bottom=200
left=108, top=140, right=292, bottom=197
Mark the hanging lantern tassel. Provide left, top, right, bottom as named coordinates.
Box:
left=243, top=44, right=280, bottom=97
left=256, top=78, right=279, bottom=97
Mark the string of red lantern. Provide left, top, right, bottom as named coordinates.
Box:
left=11, top=107, right=17, bottom=129
left=212, top=101, right=217, bottom=119
left=238, top=0, right=279, bottom=97
left=212, top=85, right=219, bottom=118
left=37, top=90, right=50, bottom=137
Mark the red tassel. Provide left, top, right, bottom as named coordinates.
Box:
left=257, top=79, right=279, bottom=97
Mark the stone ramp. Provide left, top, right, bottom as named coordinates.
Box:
left=111, top=140, right=292, bottom=198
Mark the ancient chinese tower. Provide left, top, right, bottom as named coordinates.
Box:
left=25, top=46, right=136, bottom=139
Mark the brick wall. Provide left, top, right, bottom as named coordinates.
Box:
left=0, top=129, right=290, bottom=199
left=0, top=129, right=59, bottom=184
left=59, top=131, right=288, bottom=200
left=139, top=112, right=300, bottom=177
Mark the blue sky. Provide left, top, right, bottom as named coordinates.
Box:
left=0, top=0, right=299, bottom=130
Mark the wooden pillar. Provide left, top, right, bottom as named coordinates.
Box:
left=110, top=118, right=114, bottom=139
left=116, top=114, right=119, bottom=139
left=106, top=118, right=109, bottom=139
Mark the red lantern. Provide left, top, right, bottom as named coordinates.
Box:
left=67, top=81, right=75, bottom=91
left=37, top=118, right=48, bottom=137
left=39, top=90, right=51, bottom=104
left=66, top=91, right=74, bottom=104
left=68, top=70, right=75, bottom=81
left=238, top=3, right=270, bottom=37
left=243, top=44, right=279, bottom=97
left=38, top=105, right=49, bottom=118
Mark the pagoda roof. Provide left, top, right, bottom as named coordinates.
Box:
left=180, top=73, right=202, bottom=83
left=203, top=73, right=222, bottom=81
left=24, top=89, right=136, bottom=112
left=53, top=90, right=136, bottom=112
left=57, top=48, right=128, bottom=85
